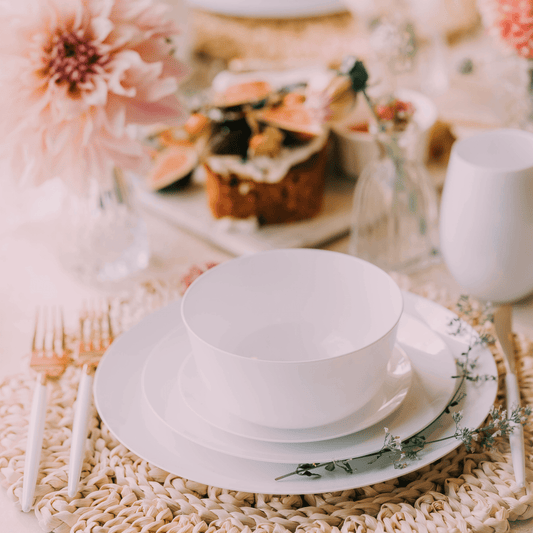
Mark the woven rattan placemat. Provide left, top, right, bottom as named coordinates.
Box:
left=1, top=278, right=533, bottom=533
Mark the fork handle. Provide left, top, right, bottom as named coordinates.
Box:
left=68, top=368, right=93, bottom=498
left=21, top=376, right=47, bottom=512
left=506, top=372, right=526, bottom=488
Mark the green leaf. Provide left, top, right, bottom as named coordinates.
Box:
left=339, top=461, right=353, bottom=474
left=340, top=57, right=369, bottom=93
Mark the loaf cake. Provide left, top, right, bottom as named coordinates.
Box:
left=202, top=77, right=339, bottom=225
left=204, top=129, right=329, bottom=224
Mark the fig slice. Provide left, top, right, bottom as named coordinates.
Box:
left=147, top=145, right=198, bottom=191
left=213, top=80, right=272, bottom=108
left=255, top=103, right=323, bottom=137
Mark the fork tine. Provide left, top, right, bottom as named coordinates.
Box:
left=51, top=306, right=57, bottom=353
left=107, top=301, right=113, bottom=340
left=79, top=301, right=87, bottom=348
left=98, top=308, right=103, bottom=349
left=31, top=308, right=39, bottom=353
left=60, top=308, right=66, bottom=352
left=41, top=308, right=47, bottom=353
left=89, top=305, right=96, bottom=350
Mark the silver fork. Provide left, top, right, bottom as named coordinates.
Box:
left=22, top=307, right=70, bottom=512
left=68, top=302, right=114, bottom=498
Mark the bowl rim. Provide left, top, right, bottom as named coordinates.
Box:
left=180, top=249, right=404, bottom=365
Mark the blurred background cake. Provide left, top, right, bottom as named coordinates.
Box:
left=202, top=76, right=333, bottom=224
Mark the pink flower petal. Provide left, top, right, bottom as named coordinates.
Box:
left=112, top=93, right=185, bottom=125
left=0, top=0, right=187, bottom=189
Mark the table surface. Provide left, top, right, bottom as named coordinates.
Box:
left=2, top=189, right=533, bottom=532
left=2, top=1, right=533, bottom=530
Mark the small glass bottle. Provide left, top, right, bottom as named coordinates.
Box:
left=348, top=122, right=439, bottom=273
left=58, top=166, right=150, bottom=284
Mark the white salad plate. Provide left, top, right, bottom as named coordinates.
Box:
left=186, top=0, right=346, bottom=19
left=141, top=309, right=453, bottom=463
left=176, top=347, right=411, bottom=444
left=94, top=291, right=498, bottom=495
left=141, top=342, right=411, bottom=461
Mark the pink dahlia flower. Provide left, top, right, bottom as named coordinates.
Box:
left=0, top=0, right=188, bottom=190
left=496, top=0, right=533, bottom=59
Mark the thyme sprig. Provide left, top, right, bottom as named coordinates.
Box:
left=275, top=296, right=531, bottom=481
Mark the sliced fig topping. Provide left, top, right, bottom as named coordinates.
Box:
left=147, top=145, right=198, bottom=191
left=214, top=80, right=272, bottom=108
left=255, top=104, right=322, bottom=137
left=248, top=126, right=284, bottom=158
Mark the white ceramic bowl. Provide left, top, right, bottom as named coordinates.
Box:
left=181, top=249, right=403, bottom=429
left=332, top=89, right=439, bottom=178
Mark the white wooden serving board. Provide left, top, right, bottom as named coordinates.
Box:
left=134, top=174, right=356, bottom=256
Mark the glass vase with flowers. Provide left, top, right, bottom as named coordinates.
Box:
left=0, top=0, right=188, bottom=284
left=349, top=95, right=439, bottom=273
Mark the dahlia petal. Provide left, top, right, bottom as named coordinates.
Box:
left=83, top=75, right=110, bottom=106
left=106, top=49, right=161, bottom=97
left=143, top=76, right=178, bottom=102
left=45, top=124, right=71, bottom=155
left=107, top=23, right=139, bottom=50
left=112, top=0, right=167, bottom=23
left=87, top=0, right=113, bottom=22
left=101, top=101, right=127, bottom=138
left=90, top=15, right=114, bottom=43
left=160, top=56, right=189, bottom=80
left=72, top=0, right=85, bottom=32
left=120, top=93, right=185, bottom=125
left=0, top=0, right=186, bottom=188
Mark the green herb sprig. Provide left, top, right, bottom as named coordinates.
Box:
left=340, top=57, right=383, bottom=129
left=275, top=296, right=531, bottom=481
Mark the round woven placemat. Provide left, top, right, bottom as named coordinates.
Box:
left=1, top=277, right=533, bottom=533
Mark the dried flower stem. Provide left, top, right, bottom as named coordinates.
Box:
left=276, top=296, right=530, bottom=481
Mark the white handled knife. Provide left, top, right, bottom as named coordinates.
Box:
left=493, top=304, right=526, bottom=488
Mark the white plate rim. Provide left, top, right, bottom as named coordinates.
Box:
left=185, top=0, right=346, bottom=19
left=94, top=290, right=499, bottom=494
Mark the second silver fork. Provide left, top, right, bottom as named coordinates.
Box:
left=68, top=303, right=114, bottom=498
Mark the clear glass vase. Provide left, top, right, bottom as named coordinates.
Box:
left=57, top=168, right=150, bottom=285
left=348, top=128, right=439, bottom=273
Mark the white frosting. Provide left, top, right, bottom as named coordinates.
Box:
left=212, top=66, right=336, bottom=95
left=214, top=216, right=260, bottom=233
left=205, top=129, right=328, bottom=184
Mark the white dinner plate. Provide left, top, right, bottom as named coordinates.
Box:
left=176, top=346, right=411, bottom=444
left=186, top=0, right=346, bottom=19
left=141, top=309, right=454, bottom=463
left=94, top=291, right=498, bottom=494
left=142, top=343, right=411, bottom=460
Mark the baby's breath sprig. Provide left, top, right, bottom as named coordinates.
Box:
left=448, top=294, right=495, bottom=344
left=278, top=404, right=532, bottom=480
left=375, top=404, right=533, bottom=470
left=275, top=296, right=529, bottom=482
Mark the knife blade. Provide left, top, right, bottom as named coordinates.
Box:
left=493, top=304, right=526, bottom=488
